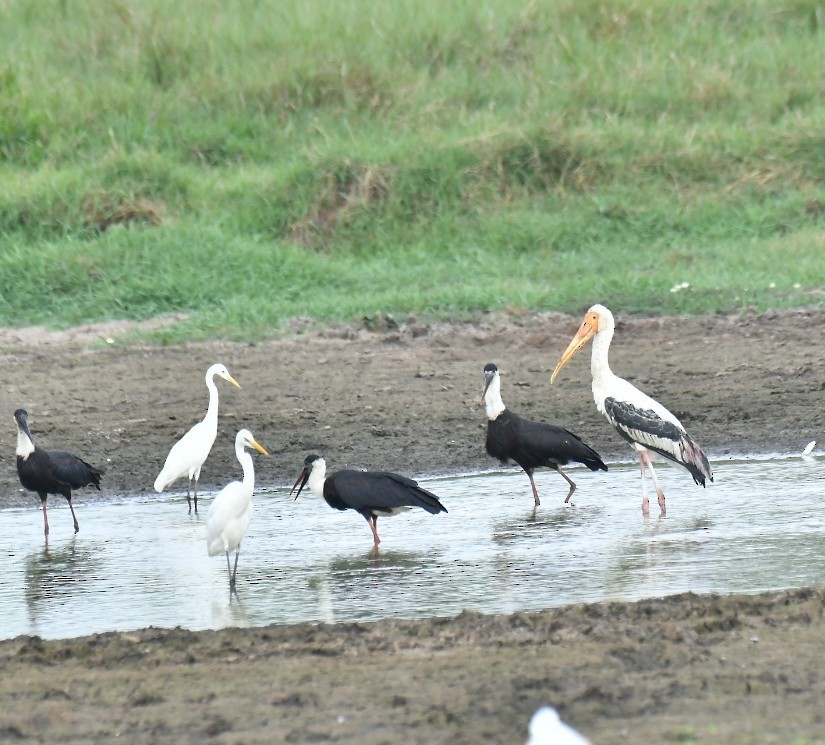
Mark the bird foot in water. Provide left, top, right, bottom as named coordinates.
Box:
left=641, top=498, right=650, bottom=517
left=656, top=490, right=666, bottom=515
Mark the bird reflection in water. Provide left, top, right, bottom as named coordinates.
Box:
left=24, top=538, right=101, bottom=632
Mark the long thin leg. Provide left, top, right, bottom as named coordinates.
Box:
left=186, top=479, right=193, bottom=513
left=231, top=548, right=241, bottom=590
left=551, top=464, right=578, bottom=504
left=526, top=471, right=541, bottom=507
left=643, top=453, right=667, bottom=516
left=364, top=514, right=381, bottom=546
left=66, top=497, right=80, bottom=533
left=225, top=552, right=233, bottom=589
left=193, top=478, right=199, bottom=515
left=40, top=496, right=50, bottom=536
left=639, top=454, right=650, bottom=517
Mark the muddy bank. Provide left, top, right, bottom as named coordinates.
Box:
left=1, top=588, right=824, bottom=743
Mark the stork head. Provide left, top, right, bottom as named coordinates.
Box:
left=13, top=408, right=35, bottom=457
left=291, top=454, right=326, bottom=500
left=208, top=363, right=241, bottom=389
left=481, top=362, right=499, bottom=405
left=551, top=304, right=612, bottom=383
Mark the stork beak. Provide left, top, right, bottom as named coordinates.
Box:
left=250, top=439, right=269, bottom=456
left=226, top=373, right=241, bottom=389
left=481, top=371, right=495, bottom=405
left=551, top=313, right=599, bottom=383
left=291, top=467, right=310, bottom=501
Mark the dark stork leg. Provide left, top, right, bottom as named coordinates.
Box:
left=641, top=451, right=666, bottom=516
left=193, top=478, right=199, bottom=515
left=186, top=479, right=193, bottom=513
left=550, top=464, right=577, bottom=504
left=66, top=496, right=80, bottom=533
left=40, top=495, right=50, bottom=536
left=526, top=470, right=541, bottom=507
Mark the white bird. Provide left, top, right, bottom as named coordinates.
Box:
left=205, top=429, right=268, bottom=592
left=154, top=363, right=241, bottom=513
left=525, top=706, right=592, bottom=745
left=802, top=440, right=816, bottom=456
left=551, top=304, right=713, bottom=516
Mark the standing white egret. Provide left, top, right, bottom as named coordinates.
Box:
left=551, top=304, right=713, bottom=516
left=154, top=363, right=240, bottom=513
left=205, top=429, right=268, bottom=592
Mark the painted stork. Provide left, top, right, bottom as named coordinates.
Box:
left=14, top=408, right=103, bottom=536
left=205, top=429, right=269, bottom=592
left=154, top=363, right=240, bottom=513
left=482, top=363, right=607, bottom=506
left=551, top=304, right=713, bottom=516
left=291, top=455, right=447, bottom=550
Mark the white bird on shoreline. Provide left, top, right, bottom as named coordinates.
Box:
left=154, top=363, right=240, bottom=513
left=206, top=429, right=268, bottom=592
left=525, top=706, right=591, bottom=745
left=552, top=304, right=713, bottom=516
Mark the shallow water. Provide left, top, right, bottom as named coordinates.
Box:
left=2, top=455, right=824, bottom=640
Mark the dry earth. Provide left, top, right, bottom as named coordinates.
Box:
left=1, top=309, right=824, bottom=744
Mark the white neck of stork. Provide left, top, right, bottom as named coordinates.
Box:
left=483, top=371, right=506, bottom=420
left=308, top=457, right=328, bottom=498
left=588, top=304, right=617, bottom=389
left=16, top=428, right=34, bottom=459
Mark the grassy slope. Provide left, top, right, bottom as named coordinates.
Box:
left=1, top=0, right=824, bottom=340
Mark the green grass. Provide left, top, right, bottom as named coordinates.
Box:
left=2, top=0, right=825, bottom=340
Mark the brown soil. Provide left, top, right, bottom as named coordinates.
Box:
left=1, top=309, right=824, bottom=744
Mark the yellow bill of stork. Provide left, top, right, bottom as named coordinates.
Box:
left=550, top=304, right=713, bottom=516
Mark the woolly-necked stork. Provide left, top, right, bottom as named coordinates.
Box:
left=551, top=304, right=713, bottom=516
left=154, top=363, right=240, bottom=513
left=14, top=408, right=103, bottom=536
left=482, top=363, right=606, bottom=506
left=205, top=429, right=268, bottom=592
left=291, top=455, right=447, bottom=550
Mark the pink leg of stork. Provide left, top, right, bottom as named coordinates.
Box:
left=366, top=515, right=381, bottom=547
left=638, top=455, right=650, bottom=517
left=641, top=450, right=666, bottom=516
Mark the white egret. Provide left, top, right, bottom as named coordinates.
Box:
left=154, top=363, right=240, bottom=513
left=205, top=429, right=268, bottom=592
left=552, top=305, right=713, bottom=516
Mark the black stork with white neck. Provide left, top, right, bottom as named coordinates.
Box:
left=14, top=409, right=104, bottom=536
left=482, top=363, right=607, bottom=507
left=291, top=455, right=447, bottom=550
left=551, top=304, right=713, bottom=516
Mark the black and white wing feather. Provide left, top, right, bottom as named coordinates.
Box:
left=604, top=397, right=712, bottom=486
